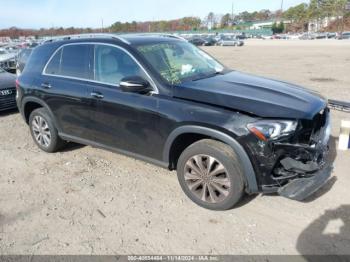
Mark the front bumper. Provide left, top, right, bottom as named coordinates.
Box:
left=247, top=107, right=334, bottom=199
left=0, top=87, right=17, bottom=111
left=278, top=164, right=332, bottom=201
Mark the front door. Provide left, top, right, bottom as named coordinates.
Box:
left=88, top=44, right=164, bottom=160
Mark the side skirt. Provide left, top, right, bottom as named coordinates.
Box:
left=59, top=133, right=169, bottom=169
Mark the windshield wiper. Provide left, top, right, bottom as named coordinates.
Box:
left=192, top=71, right=223, bottom=81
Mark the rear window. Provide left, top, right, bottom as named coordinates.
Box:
left=44, top=44, right=93, bottom=79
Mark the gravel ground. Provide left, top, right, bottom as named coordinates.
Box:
left=0, top=39, right=350, bottom=255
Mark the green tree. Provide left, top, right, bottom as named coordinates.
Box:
left=220, top=13, right=231, bottom=28
left=283, top=3, right=309, bottom=31
left=272, top=22, right=285, bottom=34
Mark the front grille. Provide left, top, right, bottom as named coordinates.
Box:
left=0, top=59, right=16, bottom=70
left=294, top=107, right=329, bottom=145
left=0, top=87, right=16, bottom=110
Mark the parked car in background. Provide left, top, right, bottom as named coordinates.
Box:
left=17, top=34, right=332, bottom=210
left=338, top=32, right=350, bottom=40
left=202, top=37, right=217, bottom=46
left=0, top=67, right=17, bottom=111
left=235, top=33, right=247, bottom=40
left=217, top=36, right=244, bottom=46
left=299, top=33, right=316, bottom=40
left=326, top=32, right=336, bottom=39
left=16, top=48, right=33, bottom=76
left=315, top=33, right=328, bottom=39
left=188, top=38, right=206, bottom=46
left=0, top=48, right=16, bottom=74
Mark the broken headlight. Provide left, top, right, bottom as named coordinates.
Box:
left=247, top=120, right=298, bottom=141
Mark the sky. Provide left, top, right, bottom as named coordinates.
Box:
left=0, top=0, right=308, bottom=29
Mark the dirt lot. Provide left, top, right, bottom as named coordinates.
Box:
left=0, top=40, right=350, bottom=255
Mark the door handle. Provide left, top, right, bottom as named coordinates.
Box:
left=41, top=83, right=52, bottom=89
left=90, top=91, right=104, bottom=99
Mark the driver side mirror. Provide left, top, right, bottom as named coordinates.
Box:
left=119, top=76, right=153, bottom=94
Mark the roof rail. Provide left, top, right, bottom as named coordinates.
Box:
left=160, top=34, right=187, bottom=41
left=121, top=33, right=187, bottom=41
left=44, top=33, right=130, bottom=45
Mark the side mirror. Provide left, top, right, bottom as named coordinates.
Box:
left=119, top=76, right=152, bottom=94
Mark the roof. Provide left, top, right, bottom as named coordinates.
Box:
left=43, top=33, right=185, bottom=46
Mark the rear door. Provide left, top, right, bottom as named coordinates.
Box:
left=41, top=43, right=96, bottom=140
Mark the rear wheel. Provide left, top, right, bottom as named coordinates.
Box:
left=29, top=108, right=66, bottom=153
left=177, top=139, right=245, bottom=210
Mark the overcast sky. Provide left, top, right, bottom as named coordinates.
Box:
left=0, top=0, right=308, bottom=29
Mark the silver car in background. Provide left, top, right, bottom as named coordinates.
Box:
left=217, top=36, right=244, bottom=46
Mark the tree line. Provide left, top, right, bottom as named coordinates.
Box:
left=283, top=0, right=349, bottom=31
left=1, top=0, right=349, bottom=38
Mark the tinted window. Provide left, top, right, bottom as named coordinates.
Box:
left=61, top=45, right=93, bottom=79
left=45, top=44, right=93, bottom=79
left=45, top=48, right=62, bottom=75
left=94, top=45, right=147, bottom=85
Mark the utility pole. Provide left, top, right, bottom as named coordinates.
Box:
left=101, top=18, right=104, bottom=33
left=280, top=0, right=284, bottom=12
left=231, top=1, right=234, bottom=26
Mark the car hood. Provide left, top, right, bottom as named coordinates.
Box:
left=174, top=71, right=326, bottom=120
left=0, top=53, right=16, bottom=62
left=0, top=72, right=16, bottom=89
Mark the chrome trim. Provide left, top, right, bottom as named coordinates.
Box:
left=119, top=81, right=143, bottom=87
left=161, top=34, right=187, bottom=41
left=41, top=42, right=159, bottom=94
left=45, top=33, right=131, bottom=45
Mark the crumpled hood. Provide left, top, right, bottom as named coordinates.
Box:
left=0, top=72, right=16, bottom=89
left=174, top=71, right=327, bottom=120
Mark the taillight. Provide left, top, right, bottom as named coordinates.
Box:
left=15, top=79, right=20, bottom=90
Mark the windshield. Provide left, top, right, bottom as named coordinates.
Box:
left=136, top=41, right=225, bottom=84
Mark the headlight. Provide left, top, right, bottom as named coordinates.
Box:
left=247, top=120, right=298, bottom=141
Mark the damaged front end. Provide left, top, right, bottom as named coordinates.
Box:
left=243, top=107, right=332, bottom=200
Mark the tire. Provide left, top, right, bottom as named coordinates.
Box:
left=177, top=139, right=245, bottom=210
left=29, top=108, right=66, bottom=153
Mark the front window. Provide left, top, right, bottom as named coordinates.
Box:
left=94, top=45, right=147, bottom=85
left=136, top=41, right=225, bottom=84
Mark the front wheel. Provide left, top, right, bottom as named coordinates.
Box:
left=177, top=139, right=245, bottom=210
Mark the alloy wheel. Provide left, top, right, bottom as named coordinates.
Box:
left=32, top=115, right=51, bottom=147
left=184, top=154, right=231, bottom=203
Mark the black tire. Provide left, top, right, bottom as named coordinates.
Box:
left=29, top=108, right=66, bottom=153
left=177, top=139, right=245, bottom=210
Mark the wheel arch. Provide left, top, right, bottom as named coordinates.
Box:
left=163, top=125, right=258, bottom=193
left=22, top=97, right=62, bottom=132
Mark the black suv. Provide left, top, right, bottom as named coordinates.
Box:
left=17, top=34, right=332, bottom=210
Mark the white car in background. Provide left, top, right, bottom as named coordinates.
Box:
left=0, top=48, right=17, bottom=73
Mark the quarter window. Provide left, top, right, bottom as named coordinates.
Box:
left=94, top=45, right=147, bottom=85
left=45, top=48, right=62, bottom=75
